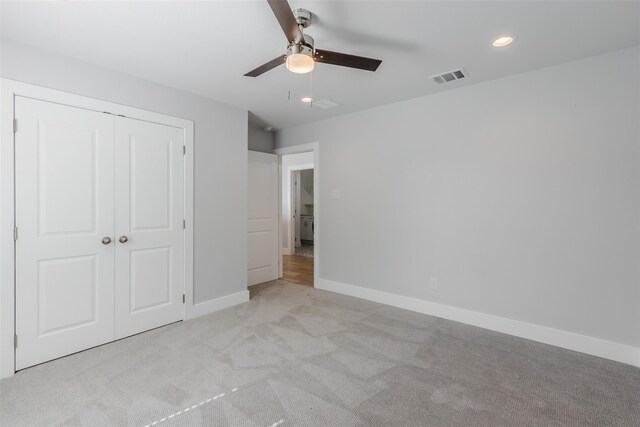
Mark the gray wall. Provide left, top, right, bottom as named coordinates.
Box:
left=248, top=125, right=274, bottom=153
left=1, top=39, right=248, bottom=304
left=276, top=47, right=640, bottom=348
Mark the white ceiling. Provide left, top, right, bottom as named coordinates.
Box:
left=2, top=1, right=639, bottom=130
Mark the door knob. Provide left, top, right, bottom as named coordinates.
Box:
left=101, top=237, right=112, bottom=245
left=119, top=236, right=128, bottom=243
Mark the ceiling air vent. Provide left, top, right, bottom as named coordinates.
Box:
left=312, top=99, right=340, bottom=110
left=429, top=68, right=469, bottom=85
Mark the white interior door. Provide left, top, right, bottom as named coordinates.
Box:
left=114, top=117, right=185, bottom=338
left=15, top=97, right=116, bottom=370
left=248, top=151, right=279, bottom=286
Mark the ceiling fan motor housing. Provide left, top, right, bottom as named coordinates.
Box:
left=288, top=32, right=314, bottom=55
left=287, top=41, right=313, bottom=58
left=303, top=33, right=314, bottom=50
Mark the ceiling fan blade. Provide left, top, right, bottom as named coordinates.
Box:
left=244, top=55, right=287, bottom=77
left=267, top=0, right=303, bottom=44
left=314, top=49, right=382, bottom=72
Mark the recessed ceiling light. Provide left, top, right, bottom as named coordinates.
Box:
left=301, top=97, right=314, bottom=103
left=492, top=34, right=516, bottom=47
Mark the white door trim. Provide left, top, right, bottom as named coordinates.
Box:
left=0, top=78, right=195, bottom=378
left=274, top=143, right=319, bottom=285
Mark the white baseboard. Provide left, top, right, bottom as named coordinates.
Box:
left=187, top=290, right=249, bottom=320
left=316, top=278, right=640, bottom=368
left=282, top=247, right=291, bottom=256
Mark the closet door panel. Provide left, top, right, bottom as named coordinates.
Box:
left=14, top=97, right=115, bottom=370
left=247, top=151, right=279, bottom=286
left=114, top=117, right=184, bottom=338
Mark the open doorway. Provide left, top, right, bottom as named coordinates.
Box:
left=278, top=148, right=317, bottom=287
left=283, top=168, right=314, bottom=286
left=294, top=169, right=314, bottom=256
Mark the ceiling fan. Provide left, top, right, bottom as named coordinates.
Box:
left=244, top=0, right=382, bottom=77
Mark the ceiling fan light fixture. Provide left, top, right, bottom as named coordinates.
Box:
left=286, top=52, right=315, bottom=74
left=301, top=96, right=314, bottom=103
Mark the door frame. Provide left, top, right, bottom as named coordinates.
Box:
left=293, top=170, right=300, bottom=249
left=274, top=143, right=319, bottom=285
left=0, top=78, right=195, bottom=378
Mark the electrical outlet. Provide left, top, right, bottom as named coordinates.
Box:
left=331, top=190, right=340, bottom=200
left=430, top=277, right=438, bottom=290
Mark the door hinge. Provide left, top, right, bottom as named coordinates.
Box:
left=183, top=219, right=186, bottom=229
left=14, top=334, right=18, bottom=349
left=13, top=226, right=18, bottom=241
left=183, top=294, right=186, bottom=304
left=183, top=146, right=186, bottom=155
left=13, top=118, right=17, bottom=133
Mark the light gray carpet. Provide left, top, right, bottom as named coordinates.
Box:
left=1, top=280, right=638, bottom=426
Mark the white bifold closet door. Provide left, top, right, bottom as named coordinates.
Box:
left=15, top=97, right=184, bottom=370
left=15, top=97, right=116, bottom=370
left=114, top=117, right=184, bottom=338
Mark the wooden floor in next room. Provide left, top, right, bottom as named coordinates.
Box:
left=282, top=254, right=314, bottom=287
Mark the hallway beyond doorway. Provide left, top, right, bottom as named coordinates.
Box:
left=295, top=241, right=314, bottom=257
left=276, top=143, right=319, bottom=290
